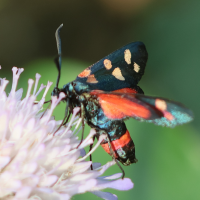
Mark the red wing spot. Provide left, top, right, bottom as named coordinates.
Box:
left=98, top=93, right=151, bottom=119
left=78, top=68, right=91, bottom=78
left=90, top=90, right=104, bottom=95
left=86, top=74, right=98, bottom=83
left=155, top=99, right=174, bottom=120
left=113, top=88, right=138, bottom=94
left=101, top=130, right=131, bottom=157
left=163, top=111, right=174, bottom=120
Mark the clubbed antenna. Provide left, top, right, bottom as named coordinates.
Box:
left=55, top=24, right=63, bottom=88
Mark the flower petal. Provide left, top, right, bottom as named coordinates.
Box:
left=0, top=67, right=134, bottom=199
left=91, top=191, right=118, bottom=200
left=95, top=178, right=134, bottom=191
left=0, top=156, right=10, bottom=169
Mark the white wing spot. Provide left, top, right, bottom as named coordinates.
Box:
left=134, top=62, right=140, bottom=73
left=103, top=59, right=112, bottom=70
left=155, top=99, right=167, bottom=111
left=124, top=49, right=131, bottom=64
left=112, top=67, right=125, bottom=81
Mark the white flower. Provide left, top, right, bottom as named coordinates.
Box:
left=0, top=67, right=133, bottom=200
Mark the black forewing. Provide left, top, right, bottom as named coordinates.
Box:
left=76, top=42, right=148, bottom=92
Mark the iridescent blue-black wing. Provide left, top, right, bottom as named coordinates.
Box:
left=135, top=94, right=193, bottom=127
left=75, top=42, right=148, bottom=93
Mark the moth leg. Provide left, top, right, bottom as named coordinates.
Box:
left=90, top=135, right=96, bottom=170
left=40, top=100, right=51, bottom=119
left=63, top=111, right=71, bottom=125
left=53, top=99, right=69, bottom=135
left=77, top=103, right=85, bottom=148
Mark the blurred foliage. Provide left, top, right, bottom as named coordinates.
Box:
left=0, top=0, right=200, bottom=200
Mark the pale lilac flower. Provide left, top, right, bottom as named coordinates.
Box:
left=0, top=67, right=133, bottom=200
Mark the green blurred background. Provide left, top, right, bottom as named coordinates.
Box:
left=0, top=0, right=200, bottom=199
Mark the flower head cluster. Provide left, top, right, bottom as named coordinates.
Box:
left=0, top=67, right=133, bottom=200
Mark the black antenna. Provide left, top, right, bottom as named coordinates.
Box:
left=55, top=24, right=63, bottom=88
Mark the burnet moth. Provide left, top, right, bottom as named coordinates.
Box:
left=51, top=25, right=193, bottom=178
